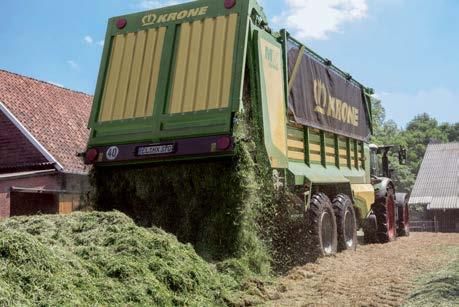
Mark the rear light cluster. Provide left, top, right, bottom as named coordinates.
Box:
left=85, top=148, right=99, bottom=164
left=224, top=0, right=236, bottom=9
left=116, top=18, right=127, bottom=29
left=217, top=136, right=232, bottom=150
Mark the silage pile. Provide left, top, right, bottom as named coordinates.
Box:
left=0, top=211, right=239, bottom=306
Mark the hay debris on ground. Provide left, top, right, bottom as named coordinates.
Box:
left=0, top=211, right=244, bottom=306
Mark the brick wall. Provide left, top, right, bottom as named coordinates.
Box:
left=0, top=173, right=61, bottom=218
left=0, top=172, right=90, bottom=218
left=0, top=111, right=48, bottom=170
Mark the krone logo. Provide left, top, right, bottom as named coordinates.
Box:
left=142, top=6, right=208, bottom=26
left=313, top=79, right=359, bottom=127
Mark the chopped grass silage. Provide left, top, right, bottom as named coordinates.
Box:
left=404, top=246, right=459, bottom=307
left=0, top=211, right=242, bottom=306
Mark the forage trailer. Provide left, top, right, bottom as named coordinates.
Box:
left=84, top=0, right=410, bottom=258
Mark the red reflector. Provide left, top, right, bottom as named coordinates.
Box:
left=224, top=0, right=236, bottom=9
left=116, top=18, right=127, bottom=29
left=85, top=148, right=99, bottom=163
left=217, top=136, right=232, bottom=150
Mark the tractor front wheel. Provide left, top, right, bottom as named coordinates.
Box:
left=308, top=193, right=338, bottom=257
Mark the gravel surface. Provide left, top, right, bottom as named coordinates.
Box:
left=265, top=233, right=459, bottom=307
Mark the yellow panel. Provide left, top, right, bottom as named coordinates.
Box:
left=146, top=27, right=166, bottom=116
left=195, top=18, right=215, bottom=111
left=112, top=32, right=136, bottom=120
left=99, top=35, right=125, bottom=121
left=136, top=28, right=157, bottom=117
left=207, top=16, right=227, bottom=109
left=220, top=14, right=238, bottom=108
left=169, top=14, right=238, bottom=114
left=310, top=143, right=321, bottom=152
left=339, top=149, right=347, bottom=156
left=288, top=151, right=304, bottom=160
left=259, top=35, right=288, bottom=168
left=339, top=158, right=348, bottom=165
left=169, top=23, right=191, bottom=114
left=325, top=146, right=335, bottom=154
left=99, top=28, right=165, bottom=122
left=125, top=30, right=147, bottom=118
left=288, top=139, right=304, bottom=149
left=352, top=184, right=376, bottom=211
left=310, top=153, right=322, bottom=163
left=326, top=156, right=335, bottom=164
left=182, top=20, right=203, bottom=113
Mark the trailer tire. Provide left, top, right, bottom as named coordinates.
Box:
left=332, top=194, right=357, bottom=251
left=363, top=213, right=378, bottom=244
left=308, top=193, right=338, bottom=257
left=374, top=187, right=396, bottom=243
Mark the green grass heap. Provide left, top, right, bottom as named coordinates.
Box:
left=0, top=211, right=240, bottom=306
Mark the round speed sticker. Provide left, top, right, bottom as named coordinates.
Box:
left=106, top=146, right=120, bottom=160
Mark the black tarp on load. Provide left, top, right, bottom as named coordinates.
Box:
left=287, top=40, right=371, bottom=141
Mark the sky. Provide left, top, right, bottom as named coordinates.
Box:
left=0, top=0, right=458, bottom=127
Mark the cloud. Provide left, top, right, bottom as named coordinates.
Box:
left=273, top=0, right=368, bottom=40
left=84, top=35, right=94, bottom=44
left=97, top=40, right=105, bottom=47
left=138, top=0, right=185, bottom=10
left=67, top=60, right=80, bottom=71
left=378, top=88, right=459, bottom=126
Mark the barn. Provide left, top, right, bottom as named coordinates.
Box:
left=409, top=142, right=459, bottom=232
left=0, top=70, right=92, bottom=218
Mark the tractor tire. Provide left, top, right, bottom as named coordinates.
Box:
left=363, top=213, right=378, bottom=244
left=374, top=187, right=397, bottom=243
left=332, top=194, right=357, bottom=251
left=397, top=201, right=410, bottom=237
left=308, top=193, right=338, bottom=257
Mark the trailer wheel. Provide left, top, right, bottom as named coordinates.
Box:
left=332, top=194, right=357, bottom=251
left=363, top=213, right=378, bottom=244
left=308, top=193, right=338, bottom=257
left=374, top=187, right=396, bottom=243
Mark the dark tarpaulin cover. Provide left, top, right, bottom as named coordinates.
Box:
left=287, top=41, right=371, bottom=141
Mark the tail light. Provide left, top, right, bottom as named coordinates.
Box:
left=116, top=18, right=127, bottom=29
left=224, top=0, right=236, bottom=9
left=85, top=148, right=99, bottom=164
left=217, top=136, right=232, bottom=150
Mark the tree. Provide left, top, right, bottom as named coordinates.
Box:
left=371, top=102, right=458, bottom=193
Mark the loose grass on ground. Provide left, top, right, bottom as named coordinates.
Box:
left=0, top=211, right=246, bottom=306
left=404, top=246, right=459, bottom=307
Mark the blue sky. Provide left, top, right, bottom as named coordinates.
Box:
left=0, top=0, right=458, bottom=127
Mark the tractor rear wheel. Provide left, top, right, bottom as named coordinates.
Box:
left=332, top=194, right=357, bottom=251
left=308, top=193, right=338, bottom=257
left=374, top=187, right=396, bottom=243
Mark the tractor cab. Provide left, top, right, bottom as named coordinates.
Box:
left=369, top=144, right=407, bottom=179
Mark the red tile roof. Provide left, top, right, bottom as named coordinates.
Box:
left=0, top=69, right=93, bottom=174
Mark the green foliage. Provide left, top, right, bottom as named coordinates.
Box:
left=371, top=100, right=458, bottom=192
left=0, top=211, right=241, bottom=306
left=404, top=246, right=459, bottom=307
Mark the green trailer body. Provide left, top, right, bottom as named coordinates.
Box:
left=86, top=0, right=377, bottom=219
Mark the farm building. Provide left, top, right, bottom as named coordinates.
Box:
left=409, top=142, right=459, bottom=232
left=0, top=70, right=92, bottom=218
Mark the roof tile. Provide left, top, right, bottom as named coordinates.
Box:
left=0, top=69, right=92, bottom=174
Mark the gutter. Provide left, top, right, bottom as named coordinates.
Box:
left=0, top=100, right=64, bottom=172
